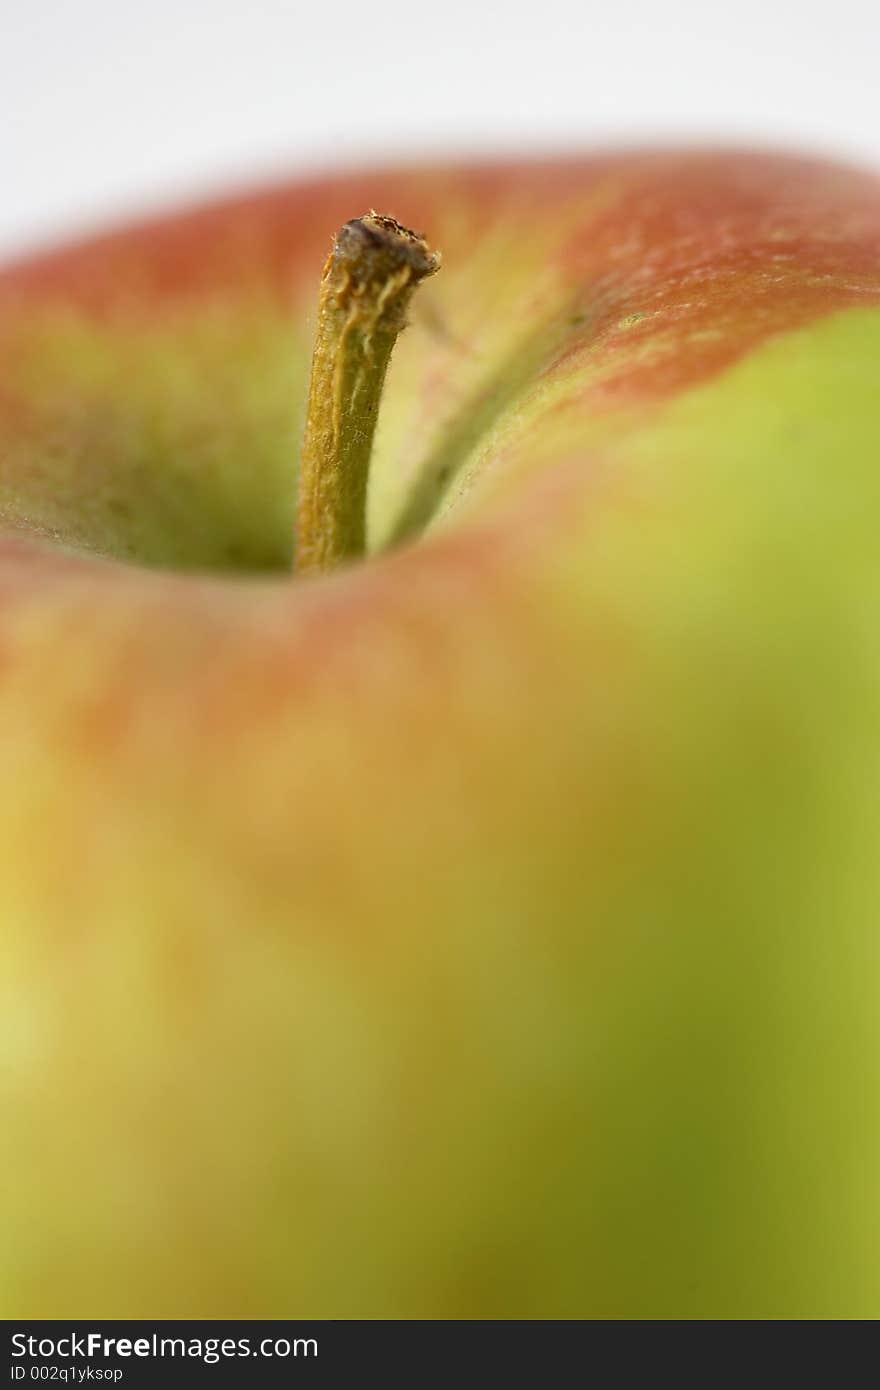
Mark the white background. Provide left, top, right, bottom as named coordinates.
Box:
left=2, top=0, right=878, bottom=258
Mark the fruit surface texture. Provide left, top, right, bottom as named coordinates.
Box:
left=1, top=150, right=880, bottom=1317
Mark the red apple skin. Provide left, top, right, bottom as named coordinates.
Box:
left=1, top=151, right=880, bottom=1318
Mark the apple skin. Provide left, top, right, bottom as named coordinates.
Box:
left=1, top=150, right=880, bottom=1318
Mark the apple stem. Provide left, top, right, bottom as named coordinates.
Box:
left=295, top=213, right=440, bottom=574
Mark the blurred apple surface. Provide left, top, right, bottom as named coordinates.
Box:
left=1, top=149, right=879, bottom=1317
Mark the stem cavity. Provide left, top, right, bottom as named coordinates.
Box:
left=295, top=212, right=440, bottom=575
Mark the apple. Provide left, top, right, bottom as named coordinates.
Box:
left=1, top=149, right=879, bottom=1319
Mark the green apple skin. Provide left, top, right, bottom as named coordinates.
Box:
left=1, top=150, right=880, bottom=1318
